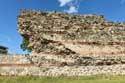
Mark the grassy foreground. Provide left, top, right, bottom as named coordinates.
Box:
left=0, top=75, right=125, bottom=83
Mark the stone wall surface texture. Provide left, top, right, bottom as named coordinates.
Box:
left=0, top=10, right=125, bottom=76
left=1, top=65, right=125, bottom=76
left=0, top=55, right=30, bottom=64
left=18, top=10, right=125, bottom=66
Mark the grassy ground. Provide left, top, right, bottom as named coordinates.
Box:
left=0, top=75, right=125, bottom=83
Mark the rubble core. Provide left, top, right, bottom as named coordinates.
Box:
left=18, top=10, right=125, bottom=66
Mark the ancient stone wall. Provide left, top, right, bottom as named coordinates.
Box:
left=0, top=10, right=125, bottom=76
left=18, top=10, right=125, bottom=66
left=1, top=64, right=125, bottom=76
left=18, top=10, right=125, bottom=52
left=0, top=54, right=30, bottom=64
left=0, top=54, right=125, bottom=76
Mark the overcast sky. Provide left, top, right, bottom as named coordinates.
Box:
left=0, top=0, right=124, bottom=54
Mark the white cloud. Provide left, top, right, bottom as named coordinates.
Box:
left=57, top=0, right=80, bottom=13
left=58, top=0, right=73, bottom=7
left=65, top=5, right=78, bottom=13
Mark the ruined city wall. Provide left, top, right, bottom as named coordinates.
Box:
left=0, top=53, right=125, bottom=76
left=0, top=10, right=125, bottom=76
left=0, top=54, right=30, bottom=64
left=17, top=10, right=125, bottom=66
left=18, top=10, right=125, bottom=54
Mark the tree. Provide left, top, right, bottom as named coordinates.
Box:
left=20, top=37, right=32, bottom=52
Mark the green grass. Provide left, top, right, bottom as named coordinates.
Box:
left=0, top=75, right=125, bottom=83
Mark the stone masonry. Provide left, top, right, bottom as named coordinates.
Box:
left=18, top=10, right=125, bottom=66
left=0, top=10, right=125, bottom=76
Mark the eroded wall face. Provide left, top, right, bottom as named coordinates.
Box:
left=0, top=10, right=125, bottom=76
left=18, top=10, right=125, bottom=66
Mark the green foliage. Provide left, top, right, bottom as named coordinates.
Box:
left=20, top=37, right=32, bottom=52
